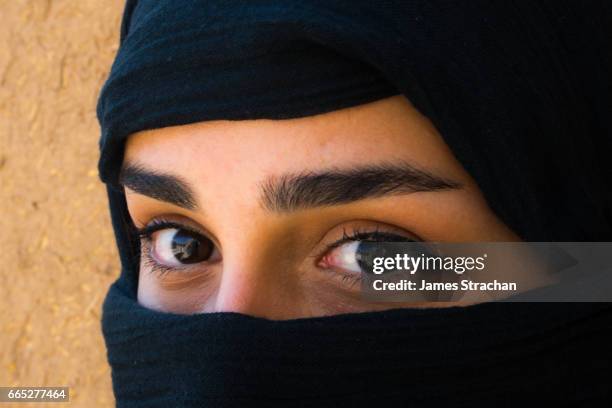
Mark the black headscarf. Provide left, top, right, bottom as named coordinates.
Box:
left=96, top=1, right=612, bottom=406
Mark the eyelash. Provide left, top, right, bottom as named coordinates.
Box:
left=320, top=226, right=415, bottom=288
left=329, top=226, right=411, bottom=249
left=140, top=248, right=176, bottom=277
left=136, top=217, right=207, bottom=277
left=135, top=219, right=415, bottom=283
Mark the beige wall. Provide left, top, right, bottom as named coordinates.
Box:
left=0, top=1, right=124, bottom=406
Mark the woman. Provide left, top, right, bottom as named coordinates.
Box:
left=96, top=1, right=612, bottom=406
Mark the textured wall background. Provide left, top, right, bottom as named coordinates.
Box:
left=0, top=1, right=124, bottom=406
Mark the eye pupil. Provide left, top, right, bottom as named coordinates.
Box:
left=171, top=230, right=213, bottom=263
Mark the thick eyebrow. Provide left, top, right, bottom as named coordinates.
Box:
left=119, top=163, right=198, bottom=210
left=259, top=161, right=461, bottom=212
left=118, top=161, right=460, bottom=213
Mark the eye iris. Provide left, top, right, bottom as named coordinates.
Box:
left=170, top=230, right=213, bottom=263
left=356, top=242, right=397, bottom=274
left=355, top=240, right=423, bottom=274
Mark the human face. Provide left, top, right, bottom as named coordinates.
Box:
left=121, top=95, right=519, bottom=319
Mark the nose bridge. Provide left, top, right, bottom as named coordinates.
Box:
left=215, top=264, right=263, bottom=314
left=213, top=232, right=295, bottom=319
left=209, top=196, right=303, bottom=318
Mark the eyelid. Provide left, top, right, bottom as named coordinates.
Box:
left=330, top=229, right=418, bottom=250
left=311, top=223, right=422, bottom=263
left=136, top=219, right=201, bottom=237
left=143, top=215, right=230, bottom=257
left=133, top=215, right=219, bottom=249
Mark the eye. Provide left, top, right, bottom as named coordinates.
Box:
left=150, top=228, right=216, bottom=266
left=318, top=230, right=417, bottom=276
left=137, top=220, right=220, bottom=270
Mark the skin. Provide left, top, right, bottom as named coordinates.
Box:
left=122, top=95, right=521, bottom=319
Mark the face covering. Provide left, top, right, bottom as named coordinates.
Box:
left=96, top=1, right=612, bottom=406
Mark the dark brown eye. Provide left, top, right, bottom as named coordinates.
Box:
left=151, top=228, right=216, bottom=266
left=319, top=231, right=422, bottom=276
left=170, top=229, right=214, bottom=263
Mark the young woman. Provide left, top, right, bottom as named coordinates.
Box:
left=96, top=1, right=612, bottom=406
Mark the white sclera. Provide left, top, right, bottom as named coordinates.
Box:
left=152, top=229, right=184, bottom=266
left=332, top=241, right=362, bottom=273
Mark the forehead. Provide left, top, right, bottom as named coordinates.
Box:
left=123, top=96, right=458, bottom=179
